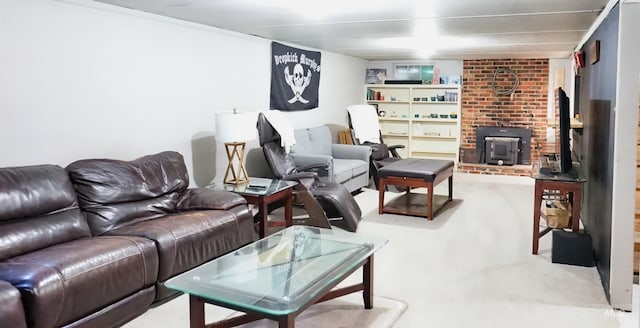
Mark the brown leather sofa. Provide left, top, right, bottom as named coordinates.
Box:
left=0, top=151, right=256, bottom=328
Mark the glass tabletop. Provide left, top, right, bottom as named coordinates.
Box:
left=207, top=177, right=297, bottom=196
left=164, top=226, right=388, bottom=315
left=531, top=161, right=587, bottom=183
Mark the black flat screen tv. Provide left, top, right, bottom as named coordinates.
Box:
left=557, top=87, right=572, bottom=173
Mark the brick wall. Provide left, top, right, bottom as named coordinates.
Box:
left=459, top=58, right=550, bottom=176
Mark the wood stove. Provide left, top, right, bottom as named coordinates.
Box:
left=476, top=127, right=532, bottom=165
left=485, top=137, right=520, bottom=165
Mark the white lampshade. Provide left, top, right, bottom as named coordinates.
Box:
left=215, top=110, right=257, bottom=143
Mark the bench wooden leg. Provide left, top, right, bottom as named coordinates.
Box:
left=427, top=182, right=433, bottom=220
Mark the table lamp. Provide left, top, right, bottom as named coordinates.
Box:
left=215, top=109, right=257, bottom=184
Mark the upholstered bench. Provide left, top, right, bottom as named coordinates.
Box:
left=378, top=158, right=454, bottom=220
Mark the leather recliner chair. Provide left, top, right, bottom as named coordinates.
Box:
left=347, top=104, right=404, bottom=190
left=256, top=113, right=362, bottom=232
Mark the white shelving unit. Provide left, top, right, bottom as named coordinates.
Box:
left=365, top=84, right=462, bottom=164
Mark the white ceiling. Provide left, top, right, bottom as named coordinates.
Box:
left=94, top=0, right=609, bottom=61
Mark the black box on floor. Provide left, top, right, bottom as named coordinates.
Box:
left=552, top=230, right=594, bottom=267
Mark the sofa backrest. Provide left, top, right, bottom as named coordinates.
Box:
left=292, top=125, right=332, bottom=157
left=66, top=151, right=189, bottom=235
left=0, top=165, right=91, bottom=261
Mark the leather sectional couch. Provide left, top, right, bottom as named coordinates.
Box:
left=0, top=151, right=256, bottom=328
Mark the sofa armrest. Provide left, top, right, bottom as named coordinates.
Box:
left=387, top=144, right=405, bottom=158
left=177, top=188, right=247, bottom=211
left=0, top=281, right=26, bottom=328
left=332, top=144, right=372, bottom=162
left=291, top=153, right=333, bottom=179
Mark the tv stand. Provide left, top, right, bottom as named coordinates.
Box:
left=531, top=162, right=587, bottom=254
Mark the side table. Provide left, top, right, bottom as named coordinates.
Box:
left=208, top=177, right=297, bottom=238
left=531, top=162, right=587, bottom=254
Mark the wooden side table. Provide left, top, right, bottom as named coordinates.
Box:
left=208, top=178, right=297, bottom=238
left=531, top=162, right=586, bottom=254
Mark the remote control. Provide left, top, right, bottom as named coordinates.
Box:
left=248, top=185, right=266, bottom=189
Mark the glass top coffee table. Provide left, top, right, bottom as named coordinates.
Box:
left=165, top=226, right=387, bottom=328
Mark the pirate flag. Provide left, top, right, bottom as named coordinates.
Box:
left=270, top=42, right=321, bottom=111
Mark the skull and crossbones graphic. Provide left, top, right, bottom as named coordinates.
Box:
left=284, top=64, right=312, bottom=104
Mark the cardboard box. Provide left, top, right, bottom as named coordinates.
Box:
left=542, top=200, right=571, bottom=228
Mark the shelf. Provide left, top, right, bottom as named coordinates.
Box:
left=411, top=118, right=458, bottom=123
left=411, top=151, right=457, bottom=155
left=412, top=135, right=457, bottom=140
left=366, top=84, right=460, bottom=89
left=366, top=100, right=410, bottom=104
left=546, top=118, right=584, bottom=129
left=365, top=83, right=461, bottom=165
left=412, top=101, right=458, bottom=105
left=379, top=117, right=409, bottom=122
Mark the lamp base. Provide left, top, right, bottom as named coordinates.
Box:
left=223, top=142, right=249, bottom=185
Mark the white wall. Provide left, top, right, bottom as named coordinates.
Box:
left=0, top=0, right=367, bottom=186
left=610, top=0, right=640, bottom=311
left=546, top=58, right=573, bottom=141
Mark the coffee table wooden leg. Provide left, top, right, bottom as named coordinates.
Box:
left=278, top=314, right=295, bottom=328
left=189, top=295, right=205, bottom=328
left=363, top=255, right=373, bottom=309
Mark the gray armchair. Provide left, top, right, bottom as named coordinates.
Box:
left=291, top=125, right=371, bottom=193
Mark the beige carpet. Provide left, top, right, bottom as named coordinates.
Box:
left=354, top=175, right=625, bottom=328
left=125, top=293, right=406, bottom=328
left=125, top=173, right=633, bottom=327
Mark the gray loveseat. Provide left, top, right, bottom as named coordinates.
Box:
left=291, top=125, right=371, bottom=192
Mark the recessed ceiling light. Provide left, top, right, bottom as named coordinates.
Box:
left=258, top=0, right=392, bottom=20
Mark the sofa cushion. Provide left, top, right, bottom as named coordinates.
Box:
left=177, top=188, right=247, bottom=211
left=0, top=236, right=158, bottom=328
left=348, top=159, right=369, bottom=177
left=333, top=159, right=368, bottom=184
left=0, top=165, right=91, bottom=261
left=332, top=160, right=354, bottom=184
left=105, top=205, right=255, bottom=282
left=293, top=126, right=332, bottom=157
left=66, top=151, right=189, bottom=235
